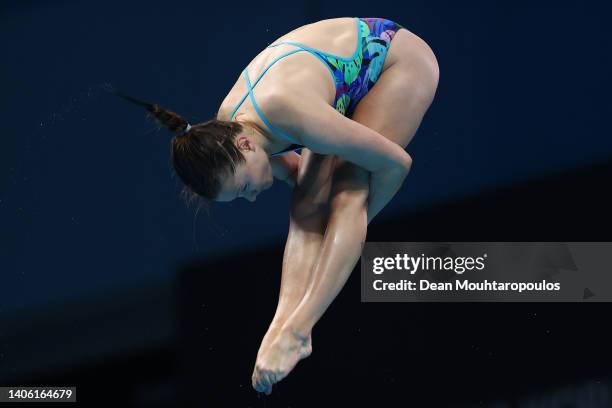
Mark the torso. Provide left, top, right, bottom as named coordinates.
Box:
left=216, top=17, right=371, bottom=153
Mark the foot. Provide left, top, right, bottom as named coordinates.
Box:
left=257, top=324, right=312, bottom=360
left=252, top=327, right=312, bottom=395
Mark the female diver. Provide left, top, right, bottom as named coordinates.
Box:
left=119, top=16, right=439, bottom=395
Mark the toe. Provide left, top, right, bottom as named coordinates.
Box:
left=262, top=371, right=272, bottom=389
left=265, top=374, right=275, bottom=395
left=253, top=370, right=264, bottom=392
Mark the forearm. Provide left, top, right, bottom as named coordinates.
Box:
left=366, top=161, right=411, bottom=224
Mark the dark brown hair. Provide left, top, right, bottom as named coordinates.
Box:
left=115, top=91, right=247, bottom=208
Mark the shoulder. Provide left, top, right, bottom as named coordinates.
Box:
left=265, top=91, right=334, bottom=147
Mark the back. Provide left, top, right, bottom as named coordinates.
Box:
left=217, top=17, right=360, bottom=122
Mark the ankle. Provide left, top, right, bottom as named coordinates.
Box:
left=281, top=324, right=311, bottom=344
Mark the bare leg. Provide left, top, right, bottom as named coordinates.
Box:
left=282, top=160, right=370, bottom=337
left=252, top=34, right=440, bottom=392
left=253, top=162, right=371, bottom=394
left=278, top=32, right=440, bottom=338
left=255, top=151, right=336, bottom=361
left=252, top=29, right=440, bottom=393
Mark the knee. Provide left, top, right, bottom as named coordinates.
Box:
left=330, top=182, right=370, bottom=211
left=329, top=184, right=370, bottom=214
left=328, top=162, right=370, bottom=212
left=290, top=190, right=330, bottom=222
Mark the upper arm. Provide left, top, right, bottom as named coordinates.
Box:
left=267, top=93, right=412, bottom=173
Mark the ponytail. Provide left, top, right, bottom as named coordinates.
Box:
left=113, top=90, right=191, bottom=136
left=114, top=89, right=248, bottom=204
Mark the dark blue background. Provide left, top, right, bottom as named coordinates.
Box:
left=1, top=0, right=611, bottom=399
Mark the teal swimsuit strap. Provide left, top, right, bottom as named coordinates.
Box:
left=268, top=17, right=361, bottom=62
left=229, top=50, right=302, bottom=121
left=243, top=66, right=302, bottom=144
left=230, top=50, right=300, bottom=120
left=265, top=17, right=361, bottom=83
left=229, top=50, right=304, bottom=145
left=266, top=42, right=337, bottom=82
left=229, top=17, right=361, bottom=144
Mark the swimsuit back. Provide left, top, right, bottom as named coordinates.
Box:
left=229, top=17, right=405, bottom=156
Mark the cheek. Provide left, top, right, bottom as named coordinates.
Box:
left=259, top=159, right=272, bottom=181
left=249, top=161, right=264, bottom=186
left=266, top=160, right=274, bottom=182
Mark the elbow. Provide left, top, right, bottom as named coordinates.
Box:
left=403, top=153, right=413, bottom=173
left=391, top=144, right=413, bottom=173
left=379, top=153, right=412, bottom=175
left=394, top=152, right=412, bottom=174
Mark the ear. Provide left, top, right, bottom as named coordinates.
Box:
left=235, top=134, right=252, bottom=151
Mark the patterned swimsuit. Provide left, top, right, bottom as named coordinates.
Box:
left=229, top=17, right=405, bottom=156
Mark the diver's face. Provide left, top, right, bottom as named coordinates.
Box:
left=215, top=142, right=274, bottom=203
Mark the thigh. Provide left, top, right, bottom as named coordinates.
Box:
left=329, top=28, right=440, bottom=195
left=291, top=148, right=368, bottom=220
left=349, top=28, right=439, bottom=149
left=290, top=149, right=337, bottom=220
left=294, top=28, right=440, bottom=210
left=294, top=149, right=336, bottom=200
